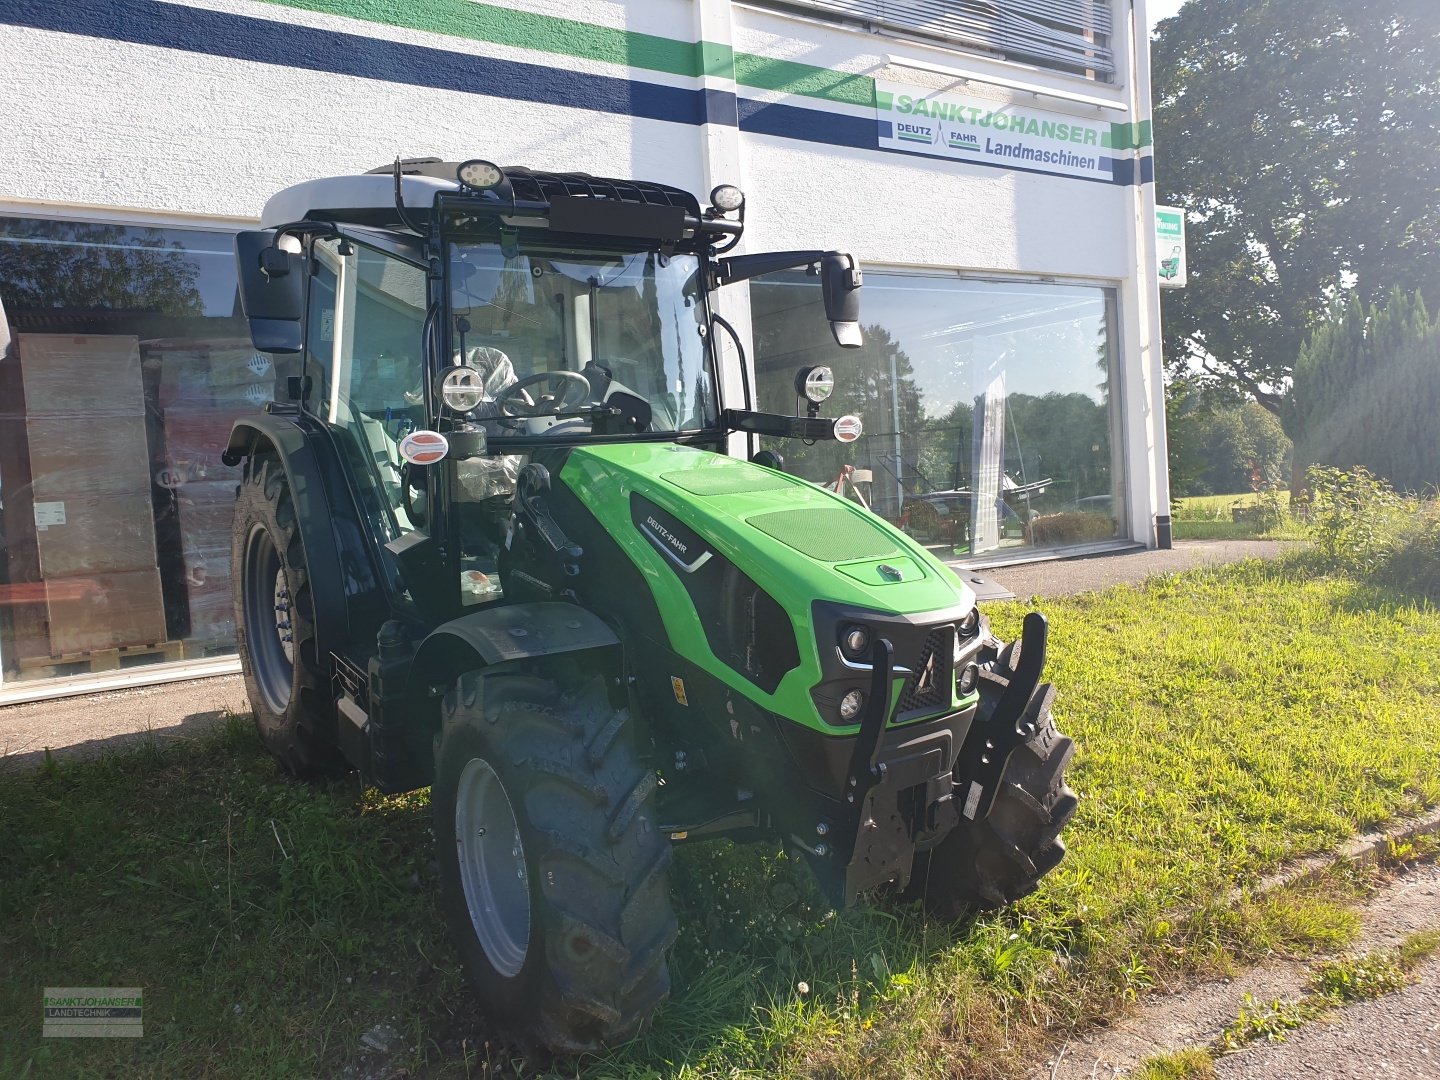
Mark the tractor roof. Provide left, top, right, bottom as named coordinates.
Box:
left=259, top=158, right=704, bottom=230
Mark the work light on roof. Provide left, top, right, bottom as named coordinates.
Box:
left=457, top=159, right=505, bottom=191
left=709, top=184, right=745, bottom=213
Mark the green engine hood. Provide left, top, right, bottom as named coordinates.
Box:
left=560, top=444, right=977, bottom=730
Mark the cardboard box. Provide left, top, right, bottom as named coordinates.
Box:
left=32, top=493, right=158, bottom=577
left=184, top=578, right=236, bottom=646
left=18, top=334, right=145, bottom=415
left=45, top=568, right=167, bottom=655
left=25, top=416, right=155, bottom=500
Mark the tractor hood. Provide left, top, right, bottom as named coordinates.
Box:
left=560, top=444, right=978, bottom=726
left=562, top=444, right=976, bottom=613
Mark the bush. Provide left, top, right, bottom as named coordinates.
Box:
left=1028, top=511, right=1116, bottom=546
left=1305, top=465, right=1414, bottom=573
left=1381, top=501, right=1440, bottom=599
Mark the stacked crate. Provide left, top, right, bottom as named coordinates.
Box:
left=17, top=334, right=167, bottom=657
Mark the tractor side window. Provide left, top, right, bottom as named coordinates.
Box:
left=309, top=238, right=429, bottom=543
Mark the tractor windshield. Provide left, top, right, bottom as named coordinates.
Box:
left=446, top=243, right=718, bottom=438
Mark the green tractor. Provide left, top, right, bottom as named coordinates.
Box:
left=226, top=159, right=1076, bottom=1053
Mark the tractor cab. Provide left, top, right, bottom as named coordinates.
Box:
left=230, top=160, right=863, bottom=628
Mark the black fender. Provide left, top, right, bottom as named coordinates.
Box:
left=413, top=602, right=621, bottom=692
left=223, top=413, right=351, bottom=665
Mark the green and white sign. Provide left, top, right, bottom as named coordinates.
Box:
left=875, top=80, right=1113, bottom=182
left=1156, top=205, right=1187, bottom=288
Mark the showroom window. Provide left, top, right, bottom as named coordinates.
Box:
left=0, top=215, right=265, bottom=689
left=751, top=269, right=1123, bottom=562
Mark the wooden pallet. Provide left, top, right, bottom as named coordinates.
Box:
left=17, top=640, right=186, bottom=677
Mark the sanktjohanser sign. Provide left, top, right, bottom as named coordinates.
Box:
left=875, top=81, right=1114, bottom=183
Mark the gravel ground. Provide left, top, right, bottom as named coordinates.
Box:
left=0, top=675, right=246, bottom=772
left=1214, top=956, right=1440, bottom=1078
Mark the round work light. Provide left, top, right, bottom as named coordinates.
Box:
left=437, top=366, right=487, bottom=412
left=710, top=184, right=745, bottom=212
left=457, top=159, right=504, bottom=190
left=838, top=689, right=865, bottom=722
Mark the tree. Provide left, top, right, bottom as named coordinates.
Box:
left=1286, top=289, right=1439, bottom=491
left=1153, top=1, right=1440, bottom=422
left=1168, top=398, right=1291, bottom=496
left=0, top=220, right=203, bottom=316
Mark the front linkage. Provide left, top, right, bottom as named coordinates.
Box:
left=833, top=612, right=1069, bottom=907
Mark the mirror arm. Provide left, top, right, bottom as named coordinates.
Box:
left=713, top=249, right=827, bottom=288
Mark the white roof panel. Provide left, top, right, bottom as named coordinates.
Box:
left=259, top=173, right=459, bottom=227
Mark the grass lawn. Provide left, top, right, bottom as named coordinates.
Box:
left=4, top=554, right=1440, bottom=1078
left=1173, top=491, right=1293, bottom=521
left=1172, top=492, right=1309, bottom=541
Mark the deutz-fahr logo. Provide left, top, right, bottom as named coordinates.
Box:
left=645, top=516, right=688, bottom=557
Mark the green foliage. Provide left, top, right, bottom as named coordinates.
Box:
left=1133, top=1047, right=1217, bottom=1080
left=1288, top=290, right=1440, bottom=490
left=1312, top=953, right=1408, bottom=1003
left=1306, top=465, right=1414, bottom=572
left=1218, top=994, right=1320, bottom=1050
left=1153, top=1, right=1440, bottom=411
left=1381, top=500, right=1440, bottom=599
left=1168, top=397, right=1292, bottom=498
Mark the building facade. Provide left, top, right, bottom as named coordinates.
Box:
left=0, top=0, right=1167, bottom=702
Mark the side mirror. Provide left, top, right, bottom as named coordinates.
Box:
left=235, top=230, right=304, bottom=354
left=820, top=254, right=863, bottom=349
left=714, top=248, right=864, bottom=348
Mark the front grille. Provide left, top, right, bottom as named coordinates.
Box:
left=897, top=625, right=956, bottom=714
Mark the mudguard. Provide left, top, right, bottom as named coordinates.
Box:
left=223, top=413, right=351, bottom=664
left=413, top=602, right=621, bottom=686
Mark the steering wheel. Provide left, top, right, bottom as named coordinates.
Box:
left=496, top=370, right=593, bottom=418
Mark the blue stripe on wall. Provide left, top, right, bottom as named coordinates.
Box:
left=0, top=0, right=731, bottom=128
left=0, top=0, right=1142, bottom=185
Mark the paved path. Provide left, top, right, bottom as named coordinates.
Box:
left=0, top=675, right=247, bottom=772
left=1214, top=956, right=1440, bottom=1078
left=982, top=539, right=1295, bottom=600
left=0, top=540, right=1294, bottom=771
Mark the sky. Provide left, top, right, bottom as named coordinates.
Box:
left=1146, top=0, right=1188, bottom=36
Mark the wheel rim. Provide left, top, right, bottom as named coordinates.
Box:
left=243, top=524, right=293, bottom=714
left=454, top=756, right=531, bottom=977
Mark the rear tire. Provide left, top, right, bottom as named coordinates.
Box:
left=233, top=452, right=345, bottom=776
left=433, top=671, right=675, bottom=1054
left=904, top=687, right=1077, bottom=918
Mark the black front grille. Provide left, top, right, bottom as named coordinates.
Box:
left=897, top=625, right=956, bottom=714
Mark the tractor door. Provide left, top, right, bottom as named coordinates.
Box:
left=302, top=237, right=439, bottom=613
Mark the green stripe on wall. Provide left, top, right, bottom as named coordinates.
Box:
left=733, top=53, right=874, bottom=107
left=260, top=0, right=705, bottom=77
left=258, top=0, right=876, bottom=106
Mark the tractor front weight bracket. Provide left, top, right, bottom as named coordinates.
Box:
left=954, top=611, right=1050, bottom=823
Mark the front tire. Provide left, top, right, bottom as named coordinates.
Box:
left=233, top=452, right=344, bottom=776
left=904, top=684, right=1078, bottom=918
left=433, top=671, right=676, bottom=1053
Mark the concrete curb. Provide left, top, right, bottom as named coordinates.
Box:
left=1242, top=804, right=1440, bottom=902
